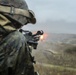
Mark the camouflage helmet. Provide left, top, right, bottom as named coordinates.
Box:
left=0, top=0, right=36, bottom=26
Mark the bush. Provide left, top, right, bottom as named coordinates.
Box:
left=65, top=46, right=76, bottom=54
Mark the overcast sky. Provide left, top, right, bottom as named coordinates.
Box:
left=23, top=0, right=76, bottom=34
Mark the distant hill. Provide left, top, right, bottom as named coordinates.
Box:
left=45, top=33, right=76, bottom=44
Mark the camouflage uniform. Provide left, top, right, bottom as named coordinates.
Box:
left=0, top=0, right=36, bottom=75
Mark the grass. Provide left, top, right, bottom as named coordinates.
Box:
left=33, top=42, right=76, bottom=75
left=65, top=46, right=76, bottom=54
left=34, top=64, right=76, bottom=75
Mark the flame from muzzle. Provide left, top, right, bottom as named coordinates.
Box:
left=40, top=33, right=48, bottom=41
left=40, top=35, right=44, bottom=40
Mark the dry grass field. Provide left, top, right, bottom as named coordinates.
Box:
left=32, top=41, right=76, bottom=75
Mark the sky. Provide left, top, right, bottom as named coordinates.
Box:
left=23, top=0, right=76, bottom=34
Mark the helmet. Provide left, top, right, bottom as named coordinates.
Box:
left=0, top=0, right=36, bottom=25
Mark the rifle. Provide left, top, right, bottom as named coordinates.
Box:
left=19, top=29, right=44, bottom=49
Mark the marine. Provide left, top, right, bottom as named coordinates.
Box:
left=0, top=0, right=36, bottom=75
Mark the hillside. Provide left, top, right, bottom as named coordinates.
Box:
left=46, top=33, right=76, bottom=43
left=32, top=33, right=76, bottom=75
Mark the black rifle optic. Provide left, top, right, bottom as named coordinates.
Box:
left=19, top=29, right=44, bottom=49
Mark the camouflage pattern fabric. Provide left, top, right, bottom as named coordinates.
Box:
left=0, top=3, right=36, bottom=74
left=0, top=0, right=28, bottom=25
left=0, top=13, right=16, bottom=33
left=0, top=0, right=36, bottom=25
left=0, top=31, right=34, bottom=75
